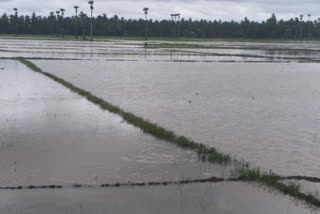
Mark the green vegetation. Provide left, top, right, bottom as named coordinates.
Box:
left=1, top=12, right=320, bottom=40
left=10, top=57, right=320, bottom=209
left=0, top=34, right=319, bottom=43
left=231, top=164, right=320, bottom=208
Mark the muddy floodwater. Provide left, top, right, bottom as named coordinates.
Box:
left=0, top=183, right=313, bottom=214
left=1, top=38, right=320, bottom=213
left=0, top=60, right=225, bottom=187
left=0, top=59, right=313, bottom=214
left=33, top=60, right=320, bottom=178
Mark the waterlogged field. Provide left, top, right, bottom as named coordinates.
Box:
left=1, top=38, right=320, bottom=213
left=1, top=38, right=319, bottom=62
left=33, top=60, right=320, bottom=177
left=0, top=183, right=312, bottom=214
left=0, top=60, right=224, bottom=186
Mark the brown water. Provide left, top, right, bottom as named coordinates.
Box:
left=0, top=60, right=226, bottom=187
left=33, top=60, right=320, bottom=177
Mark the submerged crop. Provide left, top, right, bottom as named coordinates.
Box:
left=16, top=57, right=231, bottom=165
left=14, top=57, right=320, bottom=210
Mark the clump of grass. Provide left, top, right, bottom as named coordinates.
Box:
left=286, top=181, right=302, bottom=193
left=16, top=57, right=231, bottom=165
left=314, top=189, right=320, bottom=200
left=230, top=163, right=320, bottom=208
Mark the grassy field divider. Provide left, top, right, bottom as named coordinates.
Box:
left=15, top=57, right=320, bottom=209
left=231, top=165, right=320, bottom=208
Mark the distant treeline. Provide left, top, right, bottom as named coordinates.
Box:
left=1, top=12, right=320, bottom=39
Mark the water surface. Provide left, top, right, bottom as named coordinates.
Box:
left=34, top=60, right=320, bottom=177
left=0, top=182, right=314, bottom=214
left=0, top=60, right=223, bottom=187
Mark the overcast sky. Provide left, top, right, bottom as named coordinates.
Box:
left=0, top=0, right=319, bottom=22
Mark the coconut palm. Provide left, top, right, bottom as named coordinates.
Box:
left=143, top=7, right=149, bottom=47
left=300, top=14, right=303, bottom=22
left=79, top=12, right=86, bottom=40
left=49, top=12, right=55, bottom=36
left=13, top=8, right=18, bottom=35
left=177, top=13, right=181, bottom=37
left=56, top=11, right=60, bottom=38
left=74, top=6, right=79, bottom=40
left=170, top=13, right=180, bottom=37
left=88, top=1, right=94, bottom=41
left=60, top=8, right=65, bottom=38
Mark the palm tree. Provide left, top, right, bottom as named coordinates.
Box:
left=49, top=12, right=55, bottom=36
left=300, top=14, right=304, bottom=22
left=60, top=8, right=65, bottom=38
left=143, top=7, right=149, bottom=47
left=56, top=11, right=60, bottom=38
left=80, top=12, right=86, bottom=40
left=88, top=1, right=94, bottom=41
left=13, top=8, right=18, bottom=36
left=177, top=13, right=181, bottom=37
left=308, top=14, right=311, bottom=21
left=74, top=6, right=79, bottom=40
left=170, top=14, right=174, bottom=37
left=170, top=13, right=180, bottom=37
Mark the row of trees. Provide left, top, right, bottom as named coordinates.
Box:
left=1, top=12, right=320, bottom=39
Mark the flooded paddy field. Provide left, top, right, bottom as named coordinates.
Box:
left=0, top=60, right=226, bottom=187
left=1, top=38, right=320, bottom=213
left=0, top=182, right=313, bottom=214
left=33, top=60, right=320, bottom=178
left=2, top=38, right=319, bottom=62
left=177, top=48, right=320, bottom=60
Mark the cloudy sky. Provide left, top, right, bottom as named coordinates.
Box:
left=0, top=0, right=319, bottom=22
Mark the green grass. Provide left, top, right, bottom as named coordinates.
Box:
left=10, top=57, right=320, bottom=209
left=230, top=164, right=320, bottom=208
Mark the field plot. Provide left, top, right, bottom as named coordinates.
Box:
left=2, top=38, right=318, bottom=62
left=0, top=60, right=227, bottom=187
left=33, top=60, right=320, bottom=177
left=1, top=38, right=320, bottom=213
left=0, top=183, right=312, bottom=214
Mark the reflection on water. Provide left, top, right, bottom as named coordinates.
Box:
left=0, top=182, right=313, bottom=214
left=1, top=38, right=320, bottom=213
left=0, top=60, right=225, bottom=187
left=182, top=48, right=320, bottom=60
left=1, top=38, right=315, bottom=62
left=33, top=60, right=320, bottom=177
